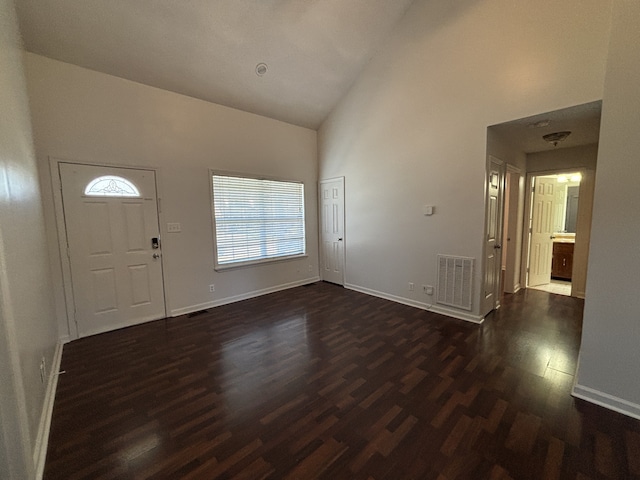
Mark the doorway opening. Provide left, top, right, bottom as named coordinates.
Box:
left=526, top=172, right=582, bottom=296
left=485, top=101, right=600, bottom=306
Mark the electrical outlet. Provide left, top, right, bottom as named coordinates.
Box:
left=409, top=282, right=414, bottom=292
left=308, top=264, right=313, bottom=272
left=167, top=222, right=181, bottom=233
left=424, top=285, right=434, bottom=295
left=209, top=284, right=215, bottom=292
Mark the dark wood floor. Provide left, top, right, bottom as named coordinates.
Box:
left=45, top=283, right=640, bottom=479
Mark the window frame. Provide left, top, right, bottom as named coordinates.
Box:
left=210, top=170, right=307, bottom=271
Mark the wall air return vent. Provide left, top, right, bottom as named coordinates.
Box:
left=437, top=255, right=474, bottom=311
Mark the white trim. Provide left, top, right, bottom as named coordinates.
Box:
left=346, top=283, right=430, bottom=310
left=572, top=383, right=640, bottom=421
left=170, top=277, right=320, bottom=317
left=49, top=157, right=77, bottom=340
left=344, top=283, right=484, bottom=324
left=34, top=341, right=63, bottom=479
left=428, top=304, right=485, bottom=324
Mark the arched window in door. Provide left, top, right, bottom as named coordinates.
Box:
left=84, top=175, right=140, bottom=197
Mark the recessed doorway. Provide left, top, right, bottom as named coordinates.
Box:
left=486, top=100, right=600, bottom=301
left=525, top=172, right=582, bottom=297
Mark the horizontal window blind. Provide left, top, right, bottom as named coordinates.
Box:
left=212, top=174, right=306, bottom=267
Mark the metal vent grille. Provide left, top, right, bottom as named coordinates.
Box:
left=437, top=255, right=474, bottom=311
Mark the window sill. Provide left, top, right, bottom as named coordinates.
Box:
left=214, top=254, right=308, bottom=272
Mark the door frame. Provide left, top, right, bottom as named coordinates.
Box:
left=483, top=158, right=523, bottom=313
left=482, top=156, right=505, bottom=315
left=502, top=165, right=524, bottom=294
left=520, top=167, right=588, bottom=296
left=318, top=177, right=346, bottom=286
left=50, top=157, right=168, bottom=340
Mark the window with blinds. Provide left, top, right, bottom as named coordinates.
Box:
left=211, top=173, right=306, bottom=269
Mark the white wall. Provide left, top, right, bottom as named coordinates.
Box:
left=24, top=54, right=319, bottom=340
left=0, top=0, right=59, bottom=476
left=574, top=0, right=640, bottom=418
left=318, top=0, right=611, bottom=319
left=486, top=129, right=527, bottom=173
left=527, top=143, right=598, bottom=174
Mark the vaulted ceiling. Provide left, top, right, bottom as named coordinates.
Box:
left=16, top=0, right=416, bottom=129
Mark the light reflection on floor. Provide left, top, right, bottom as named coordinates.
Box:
left=528, top=279, right=572, bottom=296
left=221, top=314, right=309, bottom=415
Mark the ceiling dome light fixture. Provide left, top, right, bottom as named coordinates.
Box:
left=528, top=120, right=551, bottom=128
left=543, top=131, right=571, bottom=147
left=255, top=63, right=268, bottom=76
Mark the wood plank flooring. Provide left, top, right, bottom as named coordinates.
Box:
left=45, top=283, right=640, bottom=479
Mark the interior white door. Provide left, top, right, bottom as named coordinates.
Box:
left=483, top=157, right=504, bottom=314
left=528, top=176, right=556, bottom=287
left=319, top=177, right=345, bottom=285
left=59, top=163, right=165, bottom=337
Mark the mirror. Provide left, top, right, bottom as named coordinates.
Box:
left=551, top=172, right=581, bottom=234
left=564, top=186, right=579, bottom=233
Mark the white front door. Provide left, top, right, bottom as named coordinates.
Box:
left=528, top=176, right=557, bottom=287
left=319, top=177, right=345, bottom=285
left=483, top=157, right=505, bottom=315
left=59, top=163, right=165, bottom=337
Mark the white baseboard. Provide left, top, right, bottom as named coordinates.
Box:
left=345, top=283, right=484, bottom=324
left=170, top=277, right=321, bottom=317
left=503, top=283, right=521, bottom=295
left=572, top=383, right=640, bottom=421
left=345, top=283, right=430, bottom=310
left=428, top=303, right=484, bottom=324
left=34, top=341, right=63, bottom=479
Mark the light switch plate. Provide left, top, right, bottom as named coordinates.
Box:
left=423, top=205, right=434, bottom=216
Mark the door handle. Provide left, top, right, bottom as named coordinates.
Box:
left=550, top=235, right=556, bottom=240
left=338, top=238, right=343, bottom=241
left=152, top=253, right=160, bottom=259
left=494, top=244, right=501, bottom=249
